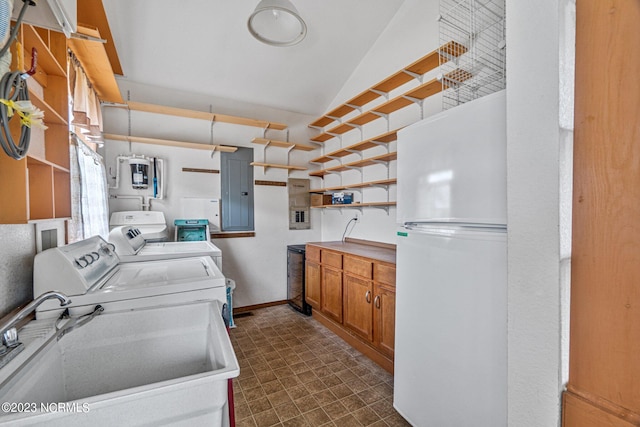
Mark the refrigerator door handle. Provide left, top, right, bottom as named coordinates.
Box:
left=365, top=290, right=372, bottom=304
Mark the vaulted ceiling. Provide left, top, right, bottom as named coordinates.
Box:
left=101, top=0, right=405, bottom=116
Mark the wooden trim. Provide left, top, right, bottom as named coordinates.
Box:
left=210, top=232, right=255, bottom=239
left=235, top=300, right=288, bottom=313
left=126, top=101, right=288, bottom=131
left=104, top=133, right=237, bottom=152
left=68, top=25, right=123, bottom=103
left=181, top=168, right=219, bottom=174
left=344, top=237, right=396, bottom=250
left=312, top=309, right=393, bottom=374
left=255, top=180, right=287, bottom=187
left=77, top=0, right=123, bottom=75
left=565, top=387, right=640, bottom=425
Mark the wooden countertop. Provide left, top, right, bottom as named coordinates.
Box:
left=306, top=239, right=396, bottom=265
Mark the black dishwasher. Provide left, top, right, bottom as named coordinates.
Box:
left=287, top=244, right=312, bottom=315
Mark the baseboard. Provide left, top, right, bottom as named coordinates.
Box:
left=234, top=300, right=288, bottom=313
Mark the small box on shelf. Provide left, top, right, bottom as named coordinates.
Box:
left=332, top=192, right=353, bottom=205
left=311, top=194, right=332, bottom=207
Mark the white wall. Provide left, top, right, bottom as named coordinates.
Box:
left=506, top=1, right=573, bottom=426
left=0, top=225, right=35, bottom=318
left=318, top=0, right=442, bottom=243
left=102, top=80, right=321, bottom=308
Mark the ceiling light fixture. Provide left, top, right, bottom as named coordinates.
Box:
left=247, top=0, right=307, bottom=47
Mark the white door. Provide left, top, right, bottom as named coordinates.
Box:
left=394, top=225, right=507, bottom=427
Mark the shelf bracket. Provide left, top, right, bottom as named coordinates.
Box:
left=370, top=111, right=390, bottom=120
left=370, top=89, right=390, bottom=100
left=287, top=144, right=295, bottom=165
left=262, top=123, right=271, bottom=138
left=402, top=95, right=426, bottom=119
left=402, top=69, right=423, bottom=81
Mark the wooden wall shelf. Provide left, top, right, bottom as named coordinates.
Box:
left=311, top=129, right=400, bottom=164
left=309, top=152, right=397, bottom=177
left=311, top=69, right=470, bottom=143
left=104, top=133, right=237, bottom=152
left=312, top=201, right=397, bottom=210
left=251, top=162, right=307, bottom=171
left=124, top=101, right=288, bottom=131
left=310, top=179, right=397, bottom=194
left=251, top=137, right=316, bottom=152
left=309, top=41, right=467, bottom=129
left=0, top=24, right=71, bottom=224
left=29, top=89, right=68, bottom=126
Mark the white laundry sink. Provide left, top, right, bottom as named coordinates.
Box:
left=0, top=300, right=238, bottom=426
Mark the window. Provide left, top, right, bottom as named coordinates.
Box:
left=68, top=136, right=109, bottom=242
left=221, top=147, right=254, bottom=231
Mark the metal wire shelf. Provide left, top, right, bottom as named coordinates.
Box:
left=439, top=0, right=506, bottom=109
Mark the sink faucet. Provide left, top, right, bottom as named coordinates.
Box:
left=0, top=291, right=71, bottom=366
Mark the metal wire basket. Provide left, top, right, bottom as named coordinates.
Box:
left=439, top=0, right=506, bottom=109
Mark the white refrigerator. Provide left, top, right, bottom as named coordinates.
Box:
left=393, top=90, right=507, bottom=427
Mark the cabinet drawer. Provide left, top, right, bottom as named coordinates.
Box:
left=375, top=263, right=396, bottom=286
left=344, top=255, right=373, bottom=279
left=306, top=245, right=321, bottom=263
left=322, top=250, right=343, bottom=269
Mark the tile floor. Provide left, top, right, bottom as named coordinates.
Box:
left=229, top=304, right=411, bottom=427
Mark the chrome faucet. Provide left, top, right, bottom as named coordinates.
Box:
left=0, top=291, right=71, bottom=368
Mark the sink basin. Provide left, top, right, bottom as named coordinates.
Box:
left=0, top=300, right=239, bottom=426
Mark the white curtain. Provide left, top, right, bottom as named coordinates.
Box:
left=69, top=52, right=103, bottom=139
left=69, top=136, right=109, bottom=240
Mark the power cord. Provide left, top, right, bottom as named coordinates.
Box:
left=341, top=216, right=358, bottom=242
left=0, top=71, right=31, bottom=159
left=0, top=0, right=36, bottom=160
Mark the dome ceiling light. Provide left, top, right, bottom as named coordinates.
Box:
left=248, top=0, right=307, bottom=47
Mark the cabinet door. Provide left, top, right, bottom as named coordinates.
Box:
left=344, top=274, right=373, bottom=341
left=374, top=283, right=396, bottom=359
left=321, top=266, right=343, bottom=323
left=305, top=261, right=321, bottom=310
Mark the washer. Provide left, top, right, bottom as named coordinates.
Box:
left=109, top=225, right=222, bottom=270
left=33, top=236, right=226, bottom=319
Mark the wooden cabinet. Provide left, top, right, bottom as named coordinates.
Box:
left=321, top=265, right=343, bottom=323
left=344, top=273, right=373, bottom=341
left=305, top=261, right=321, bottom=310
left=0, top=25, right=70, bottom=223
left=305, top=241, right=396, bottom=372
left=373, top=273, right=396, bottom=359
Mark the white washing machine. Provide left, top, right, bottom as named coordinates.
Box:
left=109, top=225, right=223, bottom=270
left=109, top=211, right=169, bottom=242
left=33, top=236, right=226, bottom=319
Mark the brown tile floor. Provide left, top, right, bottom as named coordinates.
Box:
left=229, top=305, right=411, bottom=427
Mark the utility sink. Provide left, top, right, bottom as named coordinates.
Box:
left=0, top=300, right=239, bottom=426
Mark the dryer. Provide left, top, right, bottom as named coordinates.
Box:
left=33, top=236, right=226, bottom=319
left=109, top=211, right=169, bottom=242
left=109, top=225, right=222, bottom=270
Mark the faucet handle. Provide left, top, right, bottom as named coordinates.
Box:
left=2, top=328, right=19, bottom=348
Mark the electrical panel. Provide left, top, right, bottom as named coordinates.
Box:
left=288, top=178, right=310, bottom=230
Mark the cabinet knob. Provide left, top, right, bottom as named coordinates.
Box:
left=365, top=290, right=372, bottom=303
left=374, top=295, right=381, bottom=309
